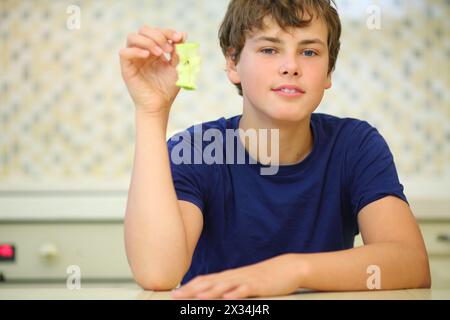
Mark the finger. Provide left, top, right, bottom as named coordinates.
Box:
left=138, top=27, right=178, bottom=53
left=178, top=31, right=188, bottom=43
left=118, top=47, right=150, bottom=77
left=127, top=33, right=163, bottom=56
left=169, top=32, right=189, bottom=67
left=169, top=48, right=180, bottom=67
left=222, top=284, right=251, bottom=299
left=172, top=277, right=213, bottom=298
left=119, top=47, right=150, bottom=60
left=153, top=28, right=186, bottom=44
left=196, top=282, right=239, bottom=300
left=172, top=281, right=212, bottom=298
left=161, top=28, right=186, bottom=44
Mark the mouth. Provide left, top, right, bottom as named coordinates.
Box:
left=271, top=85, right=305, bottom=97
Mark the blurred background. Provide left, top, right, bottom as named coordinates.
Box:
left=0, top=0, right=449, bottom=288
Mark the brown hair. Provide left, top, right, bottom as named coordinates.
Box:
left=218, top=0, right=341, bottom=96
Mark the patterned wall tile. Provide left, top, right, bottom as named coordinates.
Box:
left=0, top=0, right=448, bottom=192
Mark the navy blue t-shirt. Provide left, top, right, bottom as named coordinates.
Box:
left=166, top=113, right=408, bottom=284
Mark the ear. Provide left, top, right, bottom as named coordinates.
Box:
left=324, top=72, right=332, bottom=90
left=225, top=48, right=241, bottom=85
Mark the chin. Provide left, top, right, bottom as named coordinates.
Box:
left=264, top=106, right=311, bottom=123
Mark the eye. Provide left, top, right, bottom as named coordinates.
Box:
left=302, top=50, right=317, bottom=57
left=260, top=48, right=277, bottom=55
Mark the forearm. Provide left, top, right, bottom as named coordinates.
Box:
left=292, top=242, right=431, bottom=291
left=125, top=110, right=189, bottom=289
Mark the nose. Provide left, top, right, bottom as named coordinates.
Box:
left=279, top=55, right=301, bottom=76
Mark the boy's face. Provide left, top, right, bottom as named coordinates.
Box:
left=227, top=15, right=332, bottom=123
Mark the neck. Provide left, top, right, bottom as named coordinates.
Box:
left=238, top=107, right=313, bottom=166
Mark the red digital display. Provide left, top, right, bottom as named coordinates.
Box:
left=0, top=244, right=15, bottom=261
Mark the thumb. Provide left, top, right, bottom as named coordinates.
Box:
left=169, top=50, right=180, bottom=68
left=169, top=32, right=187, bottom=67
left=181, top=32, right=188, bottom=42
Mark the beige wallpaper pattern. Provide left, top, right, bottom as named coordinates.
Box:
left=0, top=0, right=449, bottom=194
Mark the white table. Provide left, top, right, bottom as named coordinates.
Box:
left=0, top=282, right=448, bottom=300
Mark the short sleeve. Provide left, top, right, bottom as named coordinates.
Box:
left=167, top=130, right=211, bottom=214
left=346, top=121, right=409, bottom=218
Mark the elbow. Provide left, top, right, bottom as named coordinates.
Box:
left=130, top=260, right=189, bottom=291
left=421, top=276, right=432, bottom=289
left=395, top=243, right=432, bottom=289
left=134, top=271, right=183, bottom=291
left=126, top=253, right=190, bottom=291
left=415, top=250, right=432, bottom=289
left=417, top=270, right=431, bottom=289
left=419, top=261, right=432, bottom=289
left=137, top=278, right=180, bottom=291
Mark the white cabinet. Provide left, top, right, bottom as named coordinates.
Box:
left=0, top=222, right=133, bottom=281
left=0, top=195, right=448, bottom=287
left=419, top=222, right=450, bottom=289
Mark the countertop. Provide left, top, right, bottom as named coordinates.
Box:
left=0, top=283, right=449, bottom=300
left=1, top=193, right=448, bottom=221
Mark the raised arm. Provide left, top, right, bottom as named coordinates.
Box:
left=120, top=26, right=203, bottom=290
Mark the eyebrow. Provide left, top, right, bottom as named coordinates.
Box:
left=252, top=36, right=326, bottom=47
